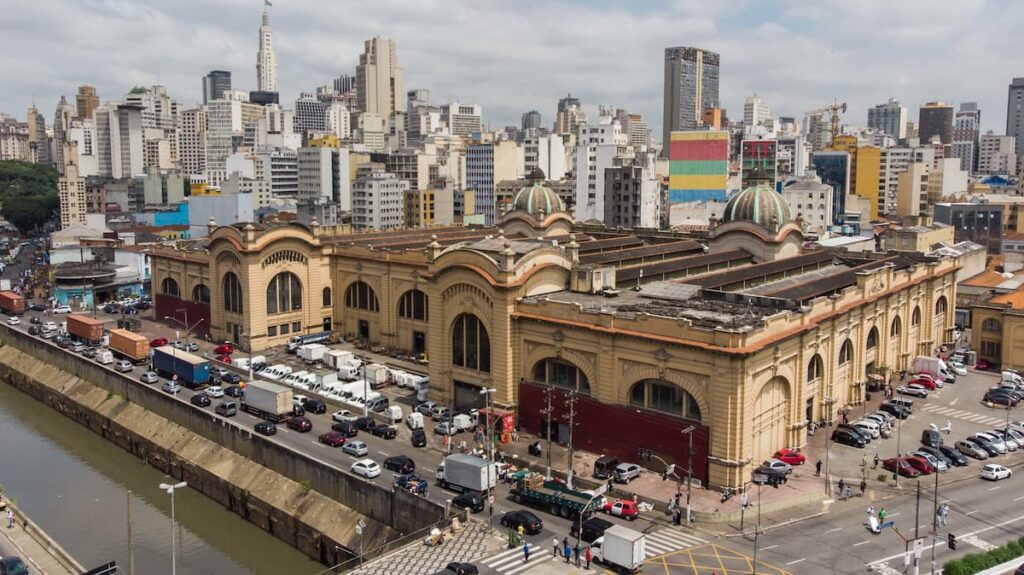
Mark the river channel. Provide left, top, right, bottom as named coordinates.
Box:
left=0, top=382, right=322, bottom=575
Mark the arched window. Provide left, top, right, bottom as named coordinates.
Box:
left=345, top=281, right=379, bottom=312
left=911, top=306, right=921, bottom=326
left=983, top=318, right=1002, bottom=332
left=191, top=284, right=210, bottom=304
left=266, top=272, right=302, bottom=314
left=806, top=354, right=824, bottom=381
left=838, top=339, right=854, bottom=365
left=398, top=289, right=428, bottom=321
left=532, top=358, right=590, bottom=394
left=628, top=379, right=702, bottom=422
left=322, top=287, right=332, bottom=307
left=866, top=327, right=878, bottom=350
left=451, top=314, right=490, bottom=372
left=161, top=278, right=179, bottom=297
left=223, top=272, right=243, bottom=314
left=890, top=316, right=902, bottom=338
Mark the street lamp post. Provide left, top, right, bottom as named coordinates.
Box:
left=480, top=387, right=497, bottom=532
left=823, top=396, right=835, bottom=496
left=159, top=481, right=187, bottom=575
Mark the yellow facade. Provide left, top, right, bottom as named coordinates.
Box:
left=971, top=291, right=1024, bottom=369
left=854, top=146, right=882, bottom=220
left=308, top=134, right=340, bottom=148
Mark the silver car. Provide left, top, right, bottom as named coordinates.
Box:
left=911, top=451, right=949, bottom=472
left=342, top=440, right=369, bottom=457
left=139, top=371, right=159, bottom=384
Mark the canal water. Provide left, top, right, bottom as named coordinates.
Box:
left=0, top=383, right=322, bottom=575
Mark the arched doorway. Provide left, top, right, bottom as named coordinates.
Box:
left=752, top=377, right=790, bottom=462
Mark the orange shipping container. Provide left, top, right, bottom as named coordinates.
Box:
left=66, top=314, right=104, bottom=342
left=108, top=328, right=150, bottom=362
left=0, top=291, right=25, bottom=315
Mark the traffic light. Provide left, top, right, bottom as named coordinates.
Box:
left=947, top=533, right=957, bottom=550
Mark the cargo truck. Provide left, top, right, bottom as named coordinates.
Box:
left=240, top=380, right=294, bottom=422
left=324, top=349, right=356, bottom=369
left=913, top=355, right=954, bottom=383
left=510, top=474, right=602, bottom=518
left=108, top=328, right=150, bottom=363
left=286, top=331, right=332, bottom=353
left=364, top=363, right=390, bottom=389
left=0, top=291, right=25, bottom=315
left=338, top=362, right=363, bottom=381
left=435, top=454, right=499, bottom=495
left=298, top=343, right=328, bottom=363
left=591, top=525, right=646, bottom=573
left=152, top=346, right=211, bottom=389
left=66, top=314, right=104, bottom=343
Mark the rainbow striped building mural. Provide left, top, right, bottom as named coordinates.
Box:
left=669, top=130, right=729, bottom=203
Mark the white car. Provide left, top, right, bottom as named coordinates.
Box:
left=206, top=385, right=225, bottom=398
left=351, top=459, right=381, bottom=479
left=43, top=321, right=57, bottom=331
left=6, top=316, right=19, bottom=325
left=980, top=464, right=1011, bottom=481
left=851, top=420, right=880, bottom=439
left=948, top=361, right=968, bottom=376
left=52, top=305, right=72, bottom=313
left=332, top=410, right=357, bottom=423
left=342, top=440, right=369, bottom=457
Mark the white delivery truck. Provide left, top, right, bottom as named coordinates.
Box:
left=337, top=361, right=362, bottom=381
left=323, top=349, right=355, bottom=369
left=591, top=525, right=646, bottom=573
left=364, top=363, right=390, bottom=389
left=298, top=343, right=329, bottom=364
left=390, top=370, right=410, bottom=388
left=415, top=378, right=430, bottom=402
left=311, top=371, right=338, bottom=391
left=240, top=380, right=294, bottom=422
left=436, top=454, right=499, bottom=494
left=913, top=356, right=954, bottom=383
left=452, top=413, right=474, bottom=432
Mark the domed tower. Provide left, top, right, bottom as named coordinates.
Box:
left=721, top=178, right=791, bottom=233
left=498, top=168, right=573, bottom=237
left=509, top=168, right=565, bottom=217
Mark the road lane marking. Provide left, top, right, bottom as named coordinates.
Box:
left=865, top=514, right=1024, bottom=566
left=988, top=486, right=1002, bottom=491
left=786, top=558, right=805, bottom=565
left=853, top=540, right=871, bottom=547
left=950, top=398, right=959, bottom=406
left=887, top=512, right=900, bottom=518
left=760, top=545, right=778, bottom=551
left=378, top=451, right=390, bottom=457
left=966, top=510, right=980, bottom=515
left=1013, top=496, right=1024, bottom=501
left=826, top=527, right=842, bottom=534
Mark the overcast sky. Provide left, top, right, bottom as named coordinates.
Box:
left=2, top=0, right=1020, bottom=139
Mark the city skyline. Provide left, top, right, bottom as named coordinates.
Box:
left=2, top=0, right=1022, bottom=137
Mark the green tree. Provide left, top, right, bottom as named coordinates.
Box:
left=0, top=161, right=60, bottom=233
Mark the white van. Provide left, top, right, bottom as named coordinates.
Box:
left=385, top=404, right=403, bottom=423
left=263, top=365, right=292, bottom=380
left=452, top=413, right=474, bottom=432
left=406, top=411, right=424, bottom=430
left=337, top=363, right=361, bottom=381
left=1001, top=371, right=1024, bottom=386
left=95, top=350, right=114, bottom=364
left=283, top=370, right=308, bottom=386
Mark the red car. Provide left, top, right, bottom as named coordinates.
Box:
left=150, top=337, right=169, bottom=347
left=602, top=499, right=639, bottom=520
left=773, top=449, right=806, bottom=466
left=216, top=355, right=232, bottom=363
left=882, top=457, right=921, bottom=478
left=909, top=377, right=937, bottom=390
left=905, top=456, right=935, bottom=475
left=317, top=431, right=347, bottom=447
left=214, top=343, right=234, bottom=355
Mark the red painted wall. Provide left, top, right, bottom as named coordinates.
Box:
left=154, top=295, right=211, bottom=339
left=518, top=381, right=710, bottom=484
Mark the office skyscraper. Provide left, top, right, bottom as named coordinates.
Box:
left=75, top=85, right=99, bottom=121
left=919, top=101, right=954, bottom=145
left=256, top=6, right=277, bottom=93
left=203, top=70, right=232, bottom=104
left=1007, top=78, right=1024, bottom=158
left=662, top=46, right=720, bottom=155
left=356, top=37, right=404, bottom=116
left=951, top=102, right=981, bottom=173
left=521, top=110, right=542, bottom=131
left=868, top=98, right=907, bottom=140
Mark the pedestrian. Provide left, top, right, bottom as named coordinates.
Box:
left=517, top=524, right=524, bottom=540
left=860, top=479, right=867, bottom=495
left=6, top=509, right=12, bottom=528
left=585, top=545, right=592, bottom=569
left=564, top=541, right=571, bottom=564
left=879, top=508, right=887, bottom=523
left=815, top=460, right=823, bottom=477
left=867, top=505, right=876, bottom=520
left=632, top=493, right=638, bottom=505
left=842, top=410, right=849, bottom=424
left=838, top=478, right=845, bottom=495
left=873, top=453, right=880, bottom=468
left=553, top=537, right=559, bottom=558
left=523, top=542, right=530, bottom=563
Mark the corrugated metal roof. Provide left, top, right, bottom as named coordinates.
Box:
left=616, top=249, right=753, bottom=282
left=579, top=239, right=704, bottom=265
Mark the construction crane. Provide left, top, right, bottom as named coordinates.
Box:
left=806, top=99, right=848, bottom=148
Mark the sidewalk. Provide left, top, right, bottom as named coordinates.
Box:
left=1, top=500, right=83, bottom=575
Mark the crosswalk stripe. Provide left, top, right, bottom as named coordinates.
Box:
left=503, top=555, right=554, bottom=575
left=485, top=544, right=548, bottom=570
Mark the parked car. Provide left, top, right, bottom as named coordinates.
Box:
left=220, top=372, right=241, bottom=385
left=964, top=436, right=999, bottom=458
left=831, top=428, right=867, bottom=448
left=499, top=510, right=543, bottom=535
left=331, top=421, right=359, bottom=437
left=150, top=337, right=169, bottom=347
left=416, top=401, right=437, bottom=416
left=351, top=459, right=381, bottom=479
left=984, top=391, right=1019, bottom=407
left=937, top=445, right=970, bottom=466
left=214, top=344, right=234, bottom=355
left=883, top=457, right=921, bottom=478
left=435, top=421, right=459, bottom=436
left=897, top=384, right=930, bottom=398
left=773, top=449, right=806, bottom=466
left=909, top=377, right=937, bottom=390
left=837, top=423, right=871, bottom=444
left=190, top=393, right=211, bottom=408
left=851, top=420, right=880, bottom=439
left=911, top=451, right=948, bottom=472
left=355, top=416, right=376, bottom=432
left=988, top=428, right=1020, bottom=451
left=254, top=421, right=277, bottom=436
left=918, top=446, right=954, bottom=467
left=445, top=562, right=479, bottom=575
left=754, top=458, right=792, bottom=483
left=342, top=440, right=369, bottom=457
left=411, top=428, right=427, bottom=447
left=318, top=431, right=347, bottom=447
left=602, top=499, right=640, bottom=520
left=948, top=361, right=968, bottom=376
left=452, top=492, right=485, bottom=513
left=0, top=556, right=29, bottom=575
left=975, top=432, right=1007, bottom=454
left=370, top=424, right=397, bottom=439
left=383, top=454, right=416, bottom=474
left=905, top=456, right=936, bottom=475
left=614, top=462, right=641, bottom=483
left=922, top=429, right=944, bottom=448
left=287, top=416, right=313, bottom=432
left=980, top=464, right=1012, bottom=481
left=140, top=371, right=159, bottom=384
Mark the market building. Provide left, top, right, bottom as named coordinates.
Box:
left=149, top=173, right=959, bottom=488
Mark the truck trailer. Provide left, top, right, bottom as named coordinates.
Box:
left=286, top=331, right=332, bottom=353
left=0, top=291, right=25, bottom=315
left=66, top=314, right=104, bottom=344
left=152, top=346, right=211, bottom=389
left=107, top=328, right=150, bottom=363
left=436, top=454, right=499, bottom=495
left=510, top=474, right=601, bottom=518
left=240, top=380, right=294, bottom=422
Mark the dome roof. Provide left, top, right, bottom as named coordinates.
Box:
left=510, top=168, right=564, bottom=216
left=721, top=182, right=791, bottom=230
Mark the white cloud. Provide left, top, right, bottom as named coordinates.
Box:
left=0, top=0, right=1019, bottom=138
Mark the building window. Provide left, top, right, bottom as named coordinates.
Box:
left=838, top=339, right=854, bottom=365
left=911, top=306, right=921, bottom=326
left=982, top=318, right=1002, bottom=332
left=191, top=284, right=210, bottom=304
left=280, top=323, right=290, bottom=335
left=345, top=281, right=380, bottom=311
left=268, top=325, right=277, bottom=337
left=322, top=287, right=332, bottom=307
left=398, top=289, right=428, bottom=321
left=981, top=340, right=1001, bottom=358
left=292, top=321, right=301, bottom=332
left=628, top=379, right=702, bottom=422
left=223, top=272, right=243, bottom=314
left=451, top=313, right=489, bottom=372
left=890, top=316, right=902, bottom=338
left=866, top=327, right=878, bottom=350
left=532, top=358, right=590, bottom=395
left=161, top=278, right=179, bottom=297
left=807, top=354, right=824, bottom=381
left=266, top=272, right=302, bottom=314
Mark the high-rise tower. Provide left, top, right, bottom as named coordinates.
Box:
left=256, top=4, right=278, bottom=93
left=1007, top=78, right=1024, bottom=158
left=662, top=46, right=720, bottom=155
left=355, top=37, right=404, bottom=116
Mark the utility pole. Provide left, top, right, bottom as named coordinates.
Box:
left=564, top=390, right=578, bottom=488
left=915, top=480, right=921, bottom=541
left=752, top=480, right=762, bottom=575
left=681, top=425, right=695, bottom=523
left=126, top=490, right=134, bottom=575
left=931, top=469, right=939, bottom=574
left=540, top=385, right=554, bottom=478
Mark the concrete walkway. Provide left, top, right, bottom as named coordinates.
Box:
left=0, top=501, right=82, bottom=574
